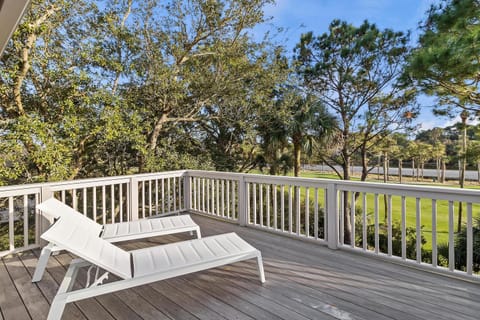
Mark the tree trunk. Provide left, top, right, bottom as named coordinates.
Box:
left=477, top=162, right=480, bottom=184
left=398, top=159, right=403, bottom=184
left=293, top=135, right=301, bottom=177
left=149, top=113, right=168, bottom=152
left=383, top=153, right=388, bottom=183
left=436, top=158, right=441, bottom=181
left=412, top=158, right=415, bottom=178
left=342, top=156, right=352, bottom=245
left=441, top=159, right=446, bottom=183
left=360, top=146, right=369, bottom=181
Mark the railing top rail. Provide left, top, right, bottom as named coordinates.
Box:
left=2, top=169, right=480, bottom=201
left=0, top=170, right=187, bottom=193
left=187, top=170, right=480, bottom=201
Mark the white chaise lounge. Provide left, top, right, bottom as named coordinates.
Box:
left=41, top=209, right=265, bottom=320
left=32, top=198, right=201, bottom=282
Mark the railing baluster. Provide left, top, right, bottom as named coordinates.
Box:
left=432, top=199, right=437, bottom=267
left=467, top=202, right=473, bottom=275
left=350, top=191, right=355, bottom=248
left=111, top=184, right=115, bottom=222
left=362, top=193, right=367, bottom=251
left=173, top=177, right=177, bottom=212
left=305, top=187, right=310, bottom=237
left=23, top=195, right=28, bottom=248
left=281, top=185, right=285, bottom=232
left=148, top=180, right=152, bottom=217
left=288, top=185, right=293, bottom=233
left=61, top=190, right=65, bottom=203
left=93, top=187, right=97, bottom=223
left=324, top=188, right=328, bottom=240
left=141, top=181, right=145, bottom=219
left=221, top=180, right=225, bottom=218
left=8, top=197, right=14, bottom=251
left=387, top=194, right=392, bottom=256
left=401, top=196, right=406, bottom=259
left=416, top=198, right=422, bottom=263
left=226, top=181, right=230, bottom=219
left=266, top=184, right=271, bottom=228
left=119, top=183, right=123, bottom=222
left=314, top=188, right=319, bottom=240
left=102, top=185, right=106, bottom=225
left=206, top=179, right=210, bottom=213
left=161, top=179, right=165, bottom=214
left=155, top=179, right=159, bottom=215
left=448, top=201, right=455, bottom=271
left=72, top=189, right=77, bottom=211
left=259, top=184, right=263, bottom=226
left=246, top=183, right=250, bottom=224
left=374, top=193, right=379, bottom=254
left=202, top=178, right=205, bottom=212
left=339, top=191, right=344, bottom=245
left=167, top=178, right=171, bottom=213
left=253, top=183, right=257, bottom=225
left=232, top=181, right=236, bottom=219
left=35, top=193, right=40, bottom=245
left=212, top=179, right=218, bottom=215
left=83, top=188, right=87, bottom=216
left=273, top=184, right=277, bottom=230
left=216, top=180, right=220, bottom=216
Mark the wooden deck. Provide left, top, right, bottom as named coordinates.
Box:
left=1, top=214, right=479, bottom=320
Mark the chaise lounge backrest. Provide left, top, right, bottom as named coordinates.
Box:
left=37, top=198, right=103, bottom=236
left=41, top=215, right=132, bottom=279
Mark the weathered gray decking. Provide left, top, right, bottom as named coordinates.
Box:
left=1, top=214, right=479, bottom=320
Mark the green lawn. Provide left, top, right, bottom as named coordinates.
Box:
left=298, top=171, right=479, bottom=250
left=250, top=170, right=479, bottom=252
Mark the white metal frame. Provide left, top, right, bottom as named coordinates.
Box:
left=41, top=214, right=265, bottom=320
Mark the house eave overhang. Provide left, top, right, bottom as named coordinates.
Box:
left=0, top=0, right=32, bottom=57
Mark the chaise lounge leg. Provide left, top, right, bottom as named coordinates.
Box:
left=32, top=243, right=55, bottom=282
left=47, top=295, right=67, bottom=320
left=256, top=252, right=265, bottom=283
left=196, top=227, right=202, bottom=239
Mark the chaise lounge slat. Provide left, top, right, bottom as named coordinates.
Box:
left=32, top=198, right=201, bottom=282
left=102, top=214, right=199, bottom=242
left=132, top=232, right=258, bottom=277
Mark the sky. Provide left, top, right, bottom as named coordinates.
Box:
left=254, top=0, right=469, bottom=132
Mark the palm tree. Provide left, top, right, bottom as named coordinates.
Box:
left=285, top=92, right=337, bottom=177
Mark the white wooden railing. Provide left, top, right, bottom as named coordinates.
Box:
left=1, top=170, right=478, bottom=282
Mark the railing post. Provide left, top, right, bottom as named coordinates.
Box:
left=183, top=172, right=191, bottom=212
left=327, top=183, right=339, bottom=250
left=130, top=177, right=139, bottom=221
left=238, top=176, right=247, bottom=226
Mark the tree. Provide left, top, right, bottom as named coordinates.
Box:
left=405, top=0, right=480, bottom=114
left=279, top=89, right=336, bottom=177
left=128, top=0, right=277, bottom=172
left=0, top=0, right=102, bottom=183
left=390, top=133, right=409, bottom=183
left=294, top=20, right=416, bottom=243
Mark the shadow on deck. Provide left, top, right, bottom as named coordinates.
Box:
left=1, top=214, right=479, bottom=320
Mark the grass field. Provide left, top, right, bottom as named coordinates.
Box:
left=300, top=170, right=480, bottom=250
left=249, top=169, right=480, bottom=252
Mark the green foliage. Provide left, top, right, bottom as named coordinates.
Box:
left=356, top=219, right=428, bottom=261
left=295, top=20, right=417, bottom=181
left=438, top=217, right=480, bottom=272
left=405, top=0, right=480, bottom=113
left=0, top=0, right=282, bottom=182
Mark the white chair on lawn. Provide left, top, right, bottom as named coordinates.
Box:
left=41, top=211, right=265, bottom=320
left=32, top=198, right=201, bottom=282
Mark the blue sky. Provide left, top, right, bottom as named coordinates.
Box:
left=255, top=0, right=468, bottom=131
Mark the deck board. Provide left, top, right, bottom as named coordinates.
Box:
left=1, top=214, right=480, bottom=320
